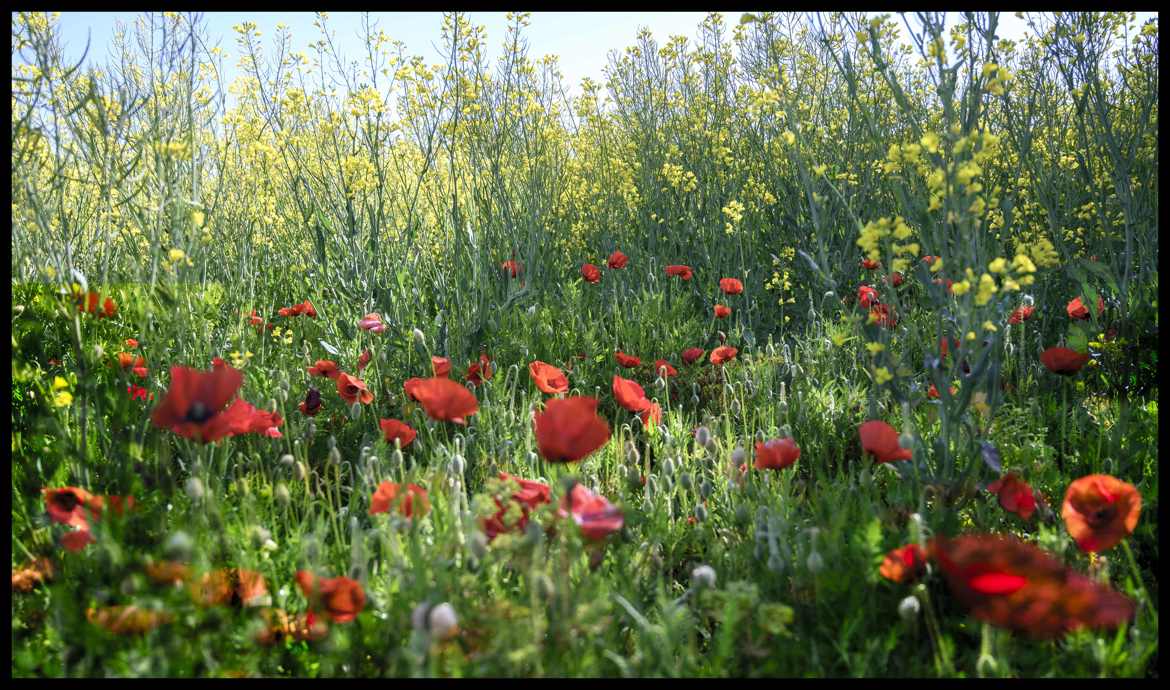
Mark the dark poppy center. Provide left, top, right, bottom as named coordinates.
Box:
left=1089, top=507, right=1115, bottom=525
left=346, top=385, right=359, bottom=396
left=52, top=491, right=80, bottom=511
left=185, top=401, right=213, bottom=423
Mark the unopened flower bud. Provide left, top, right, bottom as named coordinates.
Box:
left=699, top=479, right=714, bottom=499
left=662, top=457, right=675, bottom=476
left=329, top=446, right=342, bottom=465
left=625, top=442, right=640, bottom=465
left=280, top=454, right=295, bottom=467
left=349, top=402, right=362, bottom=420
left=275, top=482, right=291, bottom=505
left=694, top=426, right=712, bottom=449
left=731, top=445, right=746, bottom=467
left=767, top=552, right=785, bottom=573
left=262, top=538, right=278, bottom=553
left=93, top=344, right=105, bottom=359
left=451, top=454, right=465, bottom=475
left=898, top=594, right=921, bottom=621
left=428, top=602, right=459, bottom=640
left=691, top=564, right=717, bottom=590
left=806, top=551, right=824, bottom=573
left=412, top=328, right=427, bottom=349
left=679, top=472, right=693, bottom=489
left=694, top=503, right=707, bottom=522
left=164, top=530, right=194, bottom=560
left=294, top=461, right=308, bottom=481
left=185, top=477, right=205, bottom=501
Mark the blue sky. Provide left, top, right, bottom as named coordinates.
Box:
left=53, top=11, right=1157, bottom=98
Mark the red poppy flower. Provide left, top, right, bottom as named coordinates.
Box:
left=358, top=313, right=385, bottom=333
left=754, top=437, right=800, bottom=470
left=117, top=352, right=146, bottom=370
left=337, top=372, right=374, bottom=405
left=533, top=396, right=611, bottom=462
left=879, top=543, right=927, bottom=584
left=43, top=487, right=100, bottom=529
left=857, top=285, right=879, bottom=309
left=501, top=259, right=521, bottom=278
left=357, top=349, right=372, bottom=373
left=1067, top=295, right=1104, bottom=320
left=132, top=365, right=148, bottom=378
left=719, top=277, right=744, bottom=295
left=127, top=384, right=152, bottom=401
left=432, top=356, right=451, bottom=378
left=861, top=258, right=881, bottom=270
left=581, top=263, right=601, bottom=283
left=931, top=533, right=1135, bottom=639
left=482, top=473, right=552, bottom=540
left=681, top=347, right=705, bottom=365
left=295, top=571, right=366, bottom=624
left=193, top=568, right=269, bottom=608
left=1008, top=305, right=1036, bottom=325
left=890, top=272, right=904, bottom=287
left=125, top=338, right=139, bottom=349
left=403, top=376, right=477, bottom=424
left=211, top=356, right=227, bottom=369
left=637, top=402, right=662, bottom=429
left=615, top=351, right=641, bottom=368
left=150, top=364, right=252, bottom=443
left=529, top=361, right=569, bottom=395
left=612, top=375, right=651, bottom=413
left=369, top=481, right=430, bottom=518
left=652, top=360, right=677, bottom=377
left=214, top=399, right=283, bottom=438
left=665, top=265, right=693, bottom=281
left=298, top=387, right=322, bottom=416
left=922, top=255, right=938, bottom=265
left=247, top=310, right=265, bottom=329
left=988, top=473, right=1037, bottom=521
left=559, top=483, right=623, bottom=541
left=308, top=359, right=340, bottom=379
left=859, top=420, right=912, bottom=463
left=869, top=303, right=896, bottom=328
left=1062, top=474, right=1141, bottom=553
left=1040, top=347, right=1090, bottom=375
left=379, top=418, right=417, bottom=448
left=465, top=353, right=493, bottom=386
left=710, top=346, right=738, bottom=365
left=297, top=300, right=317, bottom=317
left=926, top=383, right=957, bottom=399
left=939, top=336, right=960, bottom=361
left=77, top=290, right=117, bottom=318
left=714, top=304, right=732, bottom=319
left=61, top=528, right=96, bottom=552
left=607, top=250, right=628, bottom=269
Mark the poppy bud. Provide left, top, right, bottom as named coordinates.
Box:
left=527, top=305, right=537, bottom=317
left=700, top=479, right=714, bottom=499
left=806, top=551, right=824, bottom=573
left=428, top=602, right=458, bottom=640
left=694, top=503, right=707, bottom=522
left=694, top=426, right=712, bottom=449
left=898, top=431, right=915, bottom=453
left=626, top=467, right=642, bottom=490
left=411, top=603, right=431, bottom=633
left=93, top=344, right=104, bottom=359
left=469, top=530, right=488, bottom=560
left=412, top=328, right=427, bottom=349
left=262, top=539, right=278, bottom=553
left=731, top=445, right=746, bottom=467
left=390, top=447, right=404, bottom=468
left=349, top=402, right=362, bottom=420
left=655, top=376, right=666, bottom=390
left=679, top=472, right=693, bottom=489
left=329, top=447, right=342, bottom=465
left=164, top=530, right=194, bottom=560
left=898, top=594, right=921, bottom=622
left=275, top=483, right=291, bottom=505
left=625, top=442, right=640, bottom=465
left=691, top=564, right=717, bottom=589
left=249, top=525, right=272, bottom=549
left=294, top=461, right=308, bottom=481
left=662, top=457, right=676, bottom=476
left=185, top=477, right=205, bottom=501
left=276, top=388, right=288, bottom=403
left=306, top=421, right=316, bottom=438
left=450, top=454, right=465, bottom=475
left=767, top=552, right=785, bottom=573
left=280, top=454, right=295, bottom=467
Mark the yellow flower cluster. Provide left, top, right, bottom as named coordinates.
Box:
left=857, top=215, right=919, bottom=272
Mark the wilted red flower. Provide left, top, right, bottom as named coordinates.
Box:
left=559, top=483, right=623, bottom=541
left=754, top=437, right=800, bottom=470
left=12, top=557, right=55, bottom=593
left=858, top=285, right=879, bottom=309
left=465, top=353, right=493, bottom=386
left=681, top=347, right=705, bottom=365
left=432, top=356, right=452, bottom=378
left=988, top=473, right=1037, bottom=521
left=861, top=257, right=880, bottom=270
left=403, top=376, right=477, bottom=424
left=1008, top=305, right=1036, bottom=325
left=337, top=372, right=374, bottom=405
left=529, top=361, right=569, bottom=394
left=87, top=605, right=173, bottom=635
left=869, top=303, right=897, bottom=328
left=615, top=351, right=641, bottom=368
left=150, top=364, right=258, bottom=443
left=298, top=387, right=322, bottom=416
left=714, top=304, right=732, bottom=319
left=665, top=264, right=693, bottom=281
left=607, top=249, right=628, bottom=269
left=1067, top=295, right=1104, bottom=320
left=533, top=396, right=611, bottom=462
left=637, top=402, right=662, bottom=429
left=379, top=418, right=417, bottom=448
left=1040, top=347, right=1090, bottom=375
left=357, top=349, right=372, bottom=373
left=193, top=568, right=269, bottom=608
left=1062, top=474, right=1141, bottom=553
left=501, top=259, right=521, bottom=278
left=613, top=375, right=651, bottom=413
left=581, top=263, right=601, bottom=283
left=481, top=473, right=552, bottom=541
left=710, top=346, right=738, bottom=365
left=880, top=543, right=927, bottom=584
left=859, top=420, right=912, bottom=463
left=931, top=533, right=1135, bottom=639
left=719, top=277, right=744, bottom=295
left=369, top=481, right=430, bottom=518
left=307, top=359, right=340, bottom=379
left=295, top=571, right=366, bottom=624
left=652, top=359, right=677, bottom=377
left=358, top=313, right=385, bottom=333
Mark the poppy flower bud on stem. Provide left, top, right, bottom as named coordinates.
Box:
left=731, top=445, right=746, bottom=467
left=662, top=457, right=676, bottom=476
left=691, top=564, right=717, bottom=590
left=898, top=594, right=921, bottom=622
left=275, top=482, right=291, bottom=505
left=694, top=503, right=707, bottom=522
left=767, top=552, right=785, bottom=574
left=451, top=454, right=465, bottom=475
left=280, top=453, right=295, bottom=467
left=806, top=551, right=824, bottom=573
left=349, top=402, right=362, bottom=420
left=428, top=602, right=458, bottom=641
left=185, top=477, right=205, bottom=501
left=329, top=447, right=342, bottom=465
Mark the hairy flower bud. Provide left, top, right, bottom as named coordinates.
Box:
left=691, top=564, right=717, bottom=590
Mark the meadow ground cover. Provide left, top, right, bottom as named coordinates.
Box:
left=9, top=11, right=1159, bottom=678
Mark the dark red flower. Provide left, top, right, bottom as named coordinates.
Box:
left=1008, top=305, right=1036, bottom=325
left=501, top=259, right=521, bottom=278
left=298, top=387, right=322, bottom=416
left=432, top=356, right=451, bottom=378
left=127, top=384, right=151, bottom=401
left=754, top=437, right=800, bottom=470
left=403, top=376, right=477, bottom=424
left=1040, top=347, right=1090, bottom=375
left=612, top=375, right=651, bottom=413
left=357, top=349, right=372, bottom=373
left=652, top=359, right=677, bottom=377
left=869, top=303, right=896, bottom=328
left=44, top=487, right=100, bottom=529
left=615, top=351, right=641, bottom=368
left=710, top=346, right=737, bottom=365
left=931, top=533, right=1135, bottom=639
left=336, top=372, right=374, bottom=405
left=151, top=365, right=253, bottom=443
left=369, top=481, right=429, bottom=518
left=607, top=250, right=628, bottom=269
left=481, top=473, right=553, bottom=541
left=529, top=361, right=569, bottom=394
left=714, top=304, right=732, bottom=319
left=879, top=543, right=927, bottom=584
left=681, top=347, right=705, bottom=365
left=559, top=483, right=623, bottom=541
left=889, top=272, right=904, bottom=287
left=1062, top=474, right=1141, bottom=553
left=665, top=265, right=693, bottom=281
left=465, top=354, right=493, bottom=386
left=859, top=420, right=912, bottom=463
left=533, top=396, right=610, bottom=462
left=719, top=278, right=744, bottom=295
left=988, top=473, right=1037, bottom=520
left=581, top=263, right=601, bottom=283
left=295, top=571, right=366, bottom=624
left=858, top=285, right=879, bottom=309
left=379, top=418, right=417, bottom=448
left=861, top=257, right=880, bottom=270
